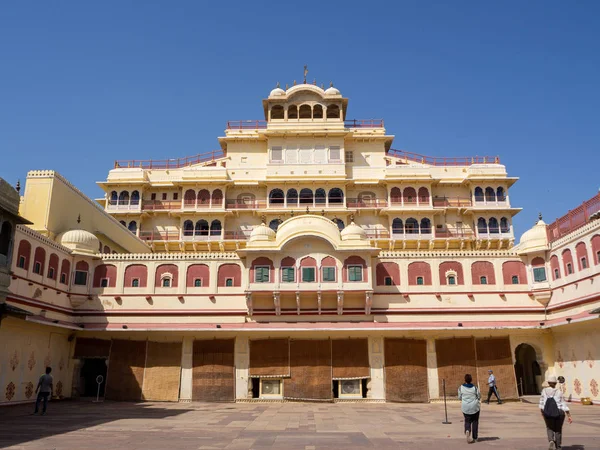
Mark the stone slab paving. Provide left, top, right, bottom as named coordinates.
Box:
left=0, top=400, right=598, bottom=449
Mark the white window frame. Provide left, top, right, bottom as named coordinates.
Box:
left=347, top=264, right=363, bottom=282
left=533, top=267, right=547, bottom=282
left=131, top=278, right=140, bottom=287
left=345, top=150, right=354, bottom=163
left=74, top=270, right=88, bottom=286
left=33, top=261, right=42, bottom=275
left=301, top=266, right=316, bottom=283
left=416, top=276, right=424, bottom=285
left=566, top=263, right=573, bottom=275
left=194, top=278, right=203, bottom=287
left=480, top=276, right=487, bottom=285
left=281, top=266, right=295, bottom=283
left=322, top=266, right=336, bottom=282
left=581, top=257, right=588, bottom=269
left=48, top=267, right=55, bottom=279
left=254, top=265, right=270, bottom=283
left=17, top=255, right=26, bottom=269
left=445, top=270, right=458, bottom=285
left=329, top=146, right=341, bottom=163
left=225, top=277, right=234, bottom=287
left=270, top=146, right=283, bottom=163
left=512, top=275, right=520, bottom=284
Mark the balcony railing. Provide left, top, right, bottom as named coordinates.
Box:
left=387, top=149, right=500, bottom=166
left=344, top=119, right=384, bottom=128
left=225, top=199, right=268, bottom=210
left=226, top=119, right=384, bottom=129
left=139, top=230, right=181, bottom=241
left=433, top=197, right=473, bottom=208
left=435, top=229, right=475, bottom=239
left=140, top=230, right=250, bottom=242
left=114, top=150, right=225, bottom=169
left=547, top=193, right=600, bottom=243
left=227, top=120, right=267, bottom=130
left=476, top=231, right=513, bottom=239
left=347, top=198, right=388, bottom=208
left=142, top=200, right=181, bottom=211
left=107, top=200, right=141, bottom=210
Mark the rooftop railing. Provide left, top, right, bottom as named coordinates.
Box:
left=387, top=149, right=500, bottom=166
left=114, top=150, right=225, bottom=169
left=225, top=119, right=384, bottom=129
left=547, top=193, right=600, bottom=243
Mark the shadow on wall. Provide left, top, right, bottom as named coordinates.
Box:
left=0, top=401, right=193, bottom=448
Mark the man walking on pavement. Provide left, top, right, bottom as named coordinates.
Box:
left=485, top=369, right=502, bottom=404
left=33, top=366, right=53, bottom=415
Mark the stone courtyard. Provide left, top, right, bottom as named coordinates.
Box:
left=0, top=400, right=598, bottom=449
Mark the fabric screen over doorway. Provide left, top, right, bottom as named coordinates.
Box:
left=249, top=339, right=290, bottom=378
left=384, top=338, right=428, bottom=402
left=73, top=338, right=112, bottom=358
left=142, top=341, right=182, bottom=402
left=436, top=337, right=477, bottom=397
left=192, top=339, right=235, bottom=402
left=284, top=339, right=332, bottom=401
left=332, top=339, right=369, bottom=379
left=476, top=337, right=518, bottom=399
left=105, top=339, right=146, bottom=401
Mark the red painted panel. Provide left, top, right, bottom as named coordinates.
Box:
left=549, top=255, right=560, bottom=280
left=16, top=240, right=31, bottom=270
left=342, top=256, right=367, bottom=282
left=93, top=264, right=117, bottom=288
left=48, top=253, right=59, bottom=279
left=418, top=187, right=429, bottom=202
left=33, top=247, right=46, bottom=274
left=502, top=261, right=528, bottom=284
left=155, top=264, right=179, bottom=288
left=75, top=260, right=89, bottom=271
left=575, top=242, right=589, bottom=270
left=187, top=264, right=210, bottom=287
left=250, top=257, right=274, bottom=283
left=124, top=264, right=148, bottom=288
left=217, top=263, right=241, bottom=287
left=376, top=262, right=400, bottom=286
left=439, top=261, right=464, bottom=285
left=531, top=257, right=545, bottom=267
left=471, top=261, right=496, bottom=285
left=60, top=259, right=70, bottom=284
left=408, top=262, right=432, bottom=285
left=561, top=250, right=574, bottom=274
left=592, top=235, right=600, bottom=265
left=321, top=256, right=336, bottom=267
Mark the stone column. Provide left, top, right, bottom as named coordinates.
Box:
left=426, top=338, right=440, bottom=399
left=368, top=336, right=385, bottom=400
left=179, top=336, right=193, bottom=402
left=235, top=336, right=250, bottom=400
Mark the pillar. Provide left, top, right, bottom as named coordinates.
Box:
left=426, top=338, right=440, bottom=399
left=368, top=336, right=385, bottom=400
left=179, top=336, right=193, bottom=402
left=235, top=336, right=249, bottom=400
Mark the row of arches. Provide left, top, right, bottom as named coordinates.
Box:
left=109, top=190, right=140, bottom=206
left=183, top=220, right=222, bottom=237
left=474, top=187, right=506, bottom=202
left=183, top=189, right=223, bottom=207
left=390, top=187, right=430, bottom=204
left=119, top=220, right=138, bottom=234
left=477, top=217, right=511, bottom=234
left=15, top=240, right=71, bottom=285
left=271, top=103, right=340, bottom=120
left=268, top=188, right=344, bottom=205
left=392, top=218, right=431, bottom=234
left=550, top=236, right=600, bottom=280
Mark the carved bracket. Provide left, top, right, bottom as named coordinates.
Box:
left=337, top=291, right=344, bottom=315
left=245, top=291, right=253, bottom=315
left=317, top=291, right=322, bottom=315
left=295, top=291, right=301, bottom=315
left=365, top=291, right=373, bottom=315
left=273, top=291, right=281, bottom=316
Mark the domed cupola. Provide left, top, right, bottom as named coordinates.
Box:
left=516, top=213, right=549, bottom=255
left=58, top=229, right=100, bottom=256
left=324, top=82, right=341, bottom=96
left=269, top=82, right=286, bottom=98
left=249, top=218, right=276, bottom=243
left=340, top=219, right=366, bottom=241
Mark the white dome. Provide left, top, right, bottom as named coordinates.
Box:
left=325, top=86, right=340, bottom=95
left=516, top=218, right=548, bottom=255
left=58, top=229, right=100, bottom=255
left=340, top=222, right=366, bottom=241
left=249, top=222, right=276, bottom=242
left=269, top=87, right=285, bottom=97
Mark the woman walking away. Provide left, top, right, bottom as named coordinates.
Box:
left=458, top=373, right=481, bottom=444
left=540, top=375, right=572, bottom=450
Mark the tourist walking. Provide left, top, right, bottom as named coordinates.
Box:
left=458, top=373, right=481, bottom=444
left=33, top=367, right=53, bottom=415
left=485, top=369, right=502, bottom=404
left=540, top=375, right=572, bottom=450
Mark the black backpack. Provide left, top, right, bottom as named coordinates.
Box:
left=543, top=389, right=561, bottom=418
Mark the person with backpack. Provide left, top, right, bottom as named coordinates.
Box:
left=458, top=373, right=481, bottom=444
left=539, top=375, right=572, bottom=450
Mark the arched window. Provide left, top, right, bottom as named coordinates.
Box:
left=485, top=187, right=495, bottom=202
left=405, top=218, right=419, bottom=234
left=119, top=220, right=126, bottom=227
left=500, top=217, right=510, bottom=233
left=33, top=247, right=46, bottom=275
left=130, top=191, right=140, bottom=205
left=16, top=240, right=31, bottom=270
left=299, top=104, right=312, bottom=119
left=532, top=257, right=547, bottom=282
left=286, top=189, right=298, bottom=206
left=420, top=218, right=431, bottom=234
left=477, top=218, right=488, bottom=234
left=210, top=220, right=222, bottom=236
left=198, top=189, right=210, bottom=205
left=327, top=104, right=340, bottom=119
left=496, top=187, right=506, bottom=201
left=60, top=260, right=70, bottom=285
left=403, top=187, right=417, bottom=204
left=183, top=220, right=194, bottom=236
left=333, top=218, right=345, bottom=230
left=269, top=219, right=281, bottom=232
left=313, top=104, right=323, bottom=119
left=74, top=261, right=89, bottom=286
left=299, top=188, right=313, bottom=204
left=212, top=189, right=223, bottom=206
left=408, top=262, right=432, bottom=285
left=218, top=264, right=242, bottom=287
left=162, top=277, right=171, bottom=287
left=390, top=187, right=402, bottom=204
left=488, top=218, right=499, bottom=234
left=392, top=218, right=404, bottom=235
left=288, top=105, right=298, bottom=119
left=124, top=264, right=147, bottom=288
left=328, top=188, right=344, bottom=204
left=418, top=187, right=430, bottom=203
left=474, top=187, right=484, bottom=202
left=0, top=221, right=12, bottom=257
left=439, top=261, right=464, bottom=285
left=195, top=219, right=209, bottom=236
left=110, top=191, right=118, bottom=205
left=118, top=191, right=129, bottom=205
left=315, top=188, right=326, bottom=204
left=271, top=105, right=284, bottom=119
left=46, top=253, right=57, bottom=279
left=155, top=264, right=178, bottom=288
left=128, top=221, right=137, bottom=234
left=269, top=189, right=284, bottom=205
left=103, top=245, right=110, bottom=253
left=184, top=189, right=196, bottom=206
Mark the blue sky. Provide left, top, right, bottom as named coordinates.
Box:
left=1, top=1, right=598, bottom=236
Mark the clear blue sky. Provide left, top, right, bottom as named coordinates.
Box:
left=1, top=1, right=599, bottom=236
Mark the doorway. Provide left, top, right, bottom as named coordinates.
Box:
left=514, top=344, right=540, bottom=395
left=79, top=358, right=107, bottom=398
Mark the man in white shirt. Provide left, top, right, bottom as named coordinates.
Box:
left=484, top=369, right=502, bottom=404
left=540, top=375, right=572, bottom=450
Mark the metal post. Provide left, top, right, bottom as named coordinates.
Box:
left=442, top=378, right=451, bottom=424
left=93, top=375, right=104, bottom=403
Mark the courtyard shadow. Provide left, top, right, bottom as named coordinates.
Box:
left=477, top=437, right=500, bottom=442
left=562, top=446, right=586, bottom=450
left=0, top=399, right=193, bottom=448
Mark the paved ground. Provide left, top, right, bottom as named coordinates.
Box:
left=0, top=400, right=598, bottom=449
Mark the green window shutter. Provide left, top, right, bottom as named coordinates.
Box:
left=533, top=267, right=547, bottom=282
left=349, top=266, right=362, bottom=282
left=282, top=267, right=294, bottom=283
left=302, top=267, right=315, bottom=282
left=322, top=267, right=335, bottom=282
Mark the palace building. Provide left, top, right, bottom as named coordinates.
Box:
left=1, top=81, right=599, bottom=404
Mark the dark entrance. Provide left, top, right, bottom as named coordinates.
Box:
left=514, top=343, right=540, bottom=395
left=79, top=358, right=107, bottom=397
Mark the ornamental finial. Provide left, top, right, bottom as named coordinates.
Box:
left=330, top=81, right=333, bottom=87
left=261, top=215, right=266, bottom=225
left=276, top=81, right=280, bottom=88
left=538, top=212, right=543, bottom=221
left=77, top=214, right=81, bottom=224
left=303, top=65, right=308, bottom=84
left=306, top=206, right=310, bottom=214
left=350, top=214, right=355, bottom=223
left=15, top=180, right=20, bottom=193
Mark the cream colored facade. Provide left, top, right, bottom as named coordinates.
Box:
left=1, top=82, right=599, bottom=405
